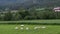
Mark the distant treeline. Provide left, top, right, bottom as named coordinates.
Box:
left=0, top=8, right=60, bottom=21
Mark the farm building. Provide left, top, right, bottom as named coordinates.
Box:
left=53, top=7, right=60, bottom=12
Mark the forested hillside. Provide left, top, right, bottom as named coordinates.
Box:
left=0, top=0, right=60, bottom=9
left=0, top=8, right=60, bottom=21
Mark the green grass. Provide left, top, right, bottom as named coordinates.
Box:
left=0, top=20, right=60, bottom=34
left=0, top=20, right=60, bottom=25
left=0, top=20, right=60, bottom=23
left=0, top=24, right=60, bottom=34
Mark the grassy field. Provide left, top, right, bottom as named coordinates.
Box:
left=0, top=24, right=60, bottom=34
left=0, top=20, right=60, bottom=24
left=0, top=20, right=60, bottom=34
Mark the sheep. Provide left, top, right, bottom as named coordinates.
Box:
left=15, top=27, right=18, bottom=30
left=41, top=26, right=46, bottom=29
left=34, top=27, right=37, bottom=30
left=20, top=25, right=24, bottom=27
left=20, top=27, right=23, bottom=30
left=34, top=26, right=41, bottom=30
left=26, top=27, right=29, bottom=30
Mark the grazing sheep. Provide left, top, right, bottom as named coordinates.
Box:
left=20, top=25, right=24, bottom=27
left=34, top=27, right=37, bottom=30
left=26, top=27, right=29, bottom=30
left=20, top=27, right=23, bottom=30
left=34, top=26, right=40, bottom=30
left=15, top=27, right=18, bottom=30
left=41, top=26, right=46, bottom=28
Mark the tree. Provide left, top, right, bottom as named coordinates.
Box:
left=4, top=10, right=13, bottom=21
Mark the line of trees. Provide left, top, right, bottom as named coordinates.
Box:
left=0, top=8, right=60, bottom=21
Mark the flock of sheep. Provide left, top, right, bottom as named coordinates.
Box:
left=15, top=25, right=46, bottom=30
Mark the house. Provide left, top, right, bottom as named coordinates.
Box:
left=53, top=7, right=60, bottom=12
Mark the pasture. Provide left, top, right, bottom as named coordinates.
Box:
left=0, top=25, right=60, bottom=34
left=0, top=20, right=60, bottom=25
left=0, top=20, right=60, bottom=34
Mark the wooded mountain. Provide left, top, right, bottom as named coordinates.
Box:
left=0, top=0, right=60, bottom=9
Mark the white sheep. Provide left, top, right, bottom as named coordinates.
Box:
left=20, top=27, right=23, bottom=30
left=20, top=25, right=24, bottom=27
left=26, top=27, right=29, bottom=30
left=41, top=26, right=46, bottom=28
left=34, top=27, right=37, bottom=30
left=15, top=27, right=18, bottom=30
left=34, top=26, right=41, bottom=30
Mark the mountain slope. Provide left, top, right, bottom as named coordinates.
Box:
left=0, top=0, right=60, bottom=9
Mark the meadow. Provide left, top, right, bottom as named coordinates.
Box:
left=0, top=20, right=60, bottom=34
left=0, top=20, right=60, bottom=24
left=0, top=24, right=60, bottom=34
